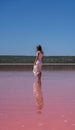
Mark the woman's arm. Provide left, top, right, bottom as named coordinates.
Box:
left=34, top=51, right=39, bottom=65
left=41, top=51, right=44, bottom=61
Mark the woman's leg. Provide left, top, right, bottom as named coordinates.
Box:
left=37, top=72, right=41, bottom=81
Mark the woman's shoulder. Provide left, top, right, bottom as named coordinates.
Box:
left=36, top=51, right=40, bottom=54
left=36, top=51, right=40, bottom=56
left=36, top=51, right=44, bottom=56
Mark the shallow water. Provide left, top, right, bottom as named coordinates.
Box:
left=0, top=70, right=75, bottom=130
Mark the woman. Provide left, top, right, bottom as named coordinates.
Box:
left=33, top=45, right=44, bottom=81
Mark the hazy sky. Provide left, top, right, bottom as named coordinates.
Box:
left=0, top=0, right=75, bottom=56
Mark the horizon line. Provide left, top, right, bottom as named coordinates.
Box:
left=0, top=55, right=75, bottom=57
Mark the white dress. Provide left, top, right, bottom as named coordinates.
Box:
left=33, top=51, right=43, bottom=76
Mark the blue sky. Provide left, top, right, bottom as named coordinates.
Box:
left=0, top=0, right=75, bottom=56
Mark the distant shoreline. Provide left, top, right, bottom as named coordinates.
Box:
left=0, top=56, right=75, bottom=64
left=0, top=56, right=75, bottom=70
left=0, top=63, right=75, bottom=71
left=0, top=63, right=75, bottom=65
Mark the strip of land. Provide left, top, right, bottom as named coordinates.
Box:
left=0, top=56, right=75, bottom=70
left=0, top=56, right=75, bottom=63
left=0, top=63, right=75, bottom=71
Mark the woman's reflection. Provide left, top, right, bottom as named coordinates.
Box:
left=33, top=80, right=44, bottom=113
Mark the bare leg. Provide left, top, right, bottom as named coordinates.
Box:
left=37, top=72, right=41, bottom=82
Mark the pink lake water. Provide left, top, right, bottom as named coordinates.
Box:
left=0, top=70, right=75, bottom=130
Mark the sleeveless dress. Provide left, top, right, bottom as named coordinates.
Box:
left=33, top=51, right=43, bottom=76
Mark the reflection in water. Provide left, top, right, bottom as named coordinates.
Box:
left=33, top=80, right=44, bottom=113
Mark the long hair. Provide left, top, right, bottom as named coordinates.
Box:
left=36, top=45, right=42, bottom=52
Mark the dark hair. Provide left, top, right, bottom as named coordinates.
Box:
left=36, top=45, right=42, bottom=51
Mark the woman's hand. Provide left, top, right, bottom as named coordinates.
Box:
left=34, top=62, right=36, bottom=65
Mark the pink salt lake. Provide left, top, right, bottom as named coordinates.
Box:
left=0, top=70, right=75, bottom=130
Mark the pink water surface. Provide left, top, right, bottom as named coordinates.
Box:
left=0, top=70, right=75, bottom=130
